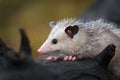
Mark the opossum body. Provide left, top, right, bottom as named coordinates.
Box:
left=38, top=18, right=120, bottom=77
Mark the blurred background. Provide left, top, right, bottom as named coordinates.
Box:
left=0, top=0, right=94, bottom=58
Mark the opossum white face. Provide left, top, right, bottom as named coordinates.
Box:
left=38, top=19, right=89, bottom=55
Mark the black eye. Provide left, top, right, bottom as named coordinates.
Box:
left=52, top=39, right=58, bottom=44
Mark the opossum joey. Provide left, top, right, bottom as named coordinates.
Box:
left=37, top=18, right=120, bottom=61
left=37, top=18, right=120, bottom=77
left=37, top=18, right=120, bottom=60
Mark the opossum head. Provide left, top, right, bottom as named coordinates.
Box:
left=38, top=19, right=89, bottom=55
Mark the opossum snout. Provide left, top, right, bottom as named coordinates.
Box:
left=37, top=49, right=45, bottom=54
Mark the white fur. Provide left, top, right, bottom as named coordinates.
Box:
left=56, top=18, right=120, bottom=38
left=51, top=18, right=120, bottom=54
left=40, top=18, right=120, bottom=55
left=39, top=18, right=120, bottom=77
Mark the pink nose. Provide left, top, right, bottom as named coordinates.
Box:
left=37, top=49, right=45, bottom=54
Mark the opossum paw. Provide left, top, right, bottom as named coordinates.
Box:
left=46, top=56, right=64, bottom=61
left=46, top=56, right=58, bottom=61
left=64, top=56, right=77, bottom=61
left=46, top=56, right=77, bottom=61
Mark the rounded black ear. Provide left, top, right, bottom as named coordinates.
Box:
left=95, top=44, right=116, bottom=68
left=65, top=25, right=79, bottom=38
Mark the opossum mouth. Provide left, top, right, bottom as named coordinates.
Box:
left=47, top=50, right=61, bottom=54
left=39, top=50, right=61, bottom=55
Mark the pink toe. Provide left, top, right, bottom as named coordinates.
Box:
left=68, top=56, right=72, bottom=60
left=72, top=57, right=76, bottom=61
left=64, top=56, right=69, bottom=60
